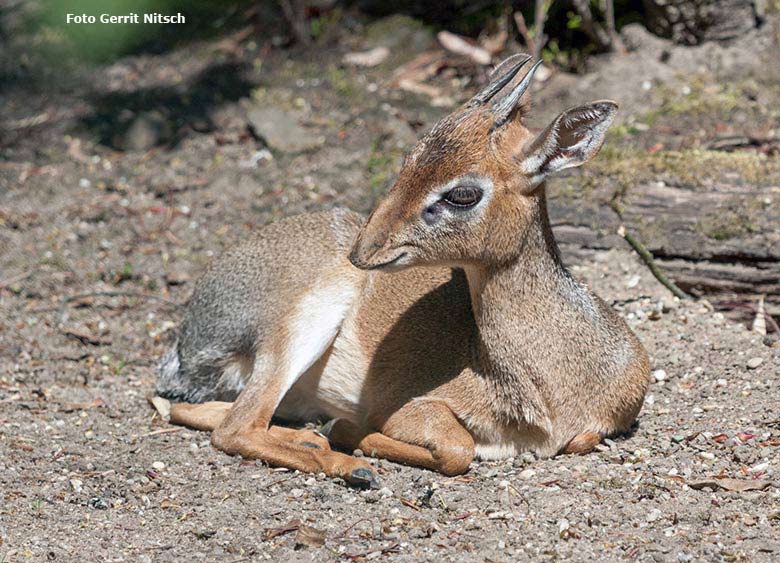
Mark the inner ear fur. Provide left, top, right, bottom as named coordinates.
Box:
left=519, top=100, right=618, bottom=187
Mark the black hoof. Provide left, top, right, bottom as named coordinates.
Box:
left=349, top=467, right=379, bottom=489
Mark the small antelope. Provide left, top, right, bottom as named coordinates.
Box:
left=158, top=54, right=650, bottom=487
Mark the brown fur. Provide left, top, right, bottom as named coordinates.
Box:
left=160, top=55, right=650, bottom=486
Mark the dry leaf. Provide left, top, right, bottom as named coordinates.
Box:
left=295, top=524, right=326, bottom=548
left=265, top=519, right=301, bottom=541
left=688, top=478, right=772, bottom=492
left=147, top=395, right=171, bottom=420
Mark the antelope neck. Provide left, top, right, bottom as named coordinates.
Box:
left=464, top=191, right=579, bottom=374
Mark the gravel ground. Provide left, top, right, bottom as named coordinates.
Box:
left=1, top=16, right=779, bottom=563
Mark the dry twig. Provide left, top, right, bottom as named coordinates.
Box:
left=571, top=0, right=625, bottom=52
left=618, top=226, right=692, bottom=300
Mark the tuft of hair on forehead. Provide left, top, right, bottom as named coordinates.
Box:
left=404, top=109, right=490, bottom=172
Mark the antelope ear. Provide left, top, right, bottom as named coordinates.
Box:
left=519, top=101, right=618, bottom=188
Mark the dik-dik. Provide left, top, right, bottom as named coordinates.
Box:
left=157, top=54, right=650, bottom=487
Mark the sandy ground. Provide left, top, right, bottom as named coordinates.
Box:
left=1, top=15, right=779, bottom=563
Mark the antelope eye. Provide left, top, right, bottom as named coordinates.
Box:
left=442, top=185, right=482, bottom=208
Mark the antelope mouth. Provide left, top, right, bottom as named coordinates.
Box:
left=367, top=251, right=408, bottom=271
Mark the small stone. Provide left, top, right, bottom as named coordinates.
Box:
left=748, top=462, right=769, bottom=474
left=746, top=357, right=763, bottom=369
left=164, top=271, right=190, bottom=286
left=70, top=479, right=83, bottom=493
left=152, top=461, right=166, bottom=471
left=518, top=469, right=536, bottom=480
left=498, top=540, right=506, bottom=549
left=697, top=452, right=716, bottom=461
left=290, top=488, right=305, bottom=499
left=189, top=443, right=198, bottom=453
left=646, top=508, right=663, bottom=523
left=652, top=369, right=668, bottom=382
left=121, top=110, right=171, bottom=151
left=627, top=275, right=640, bottom=289
left=648, top=309, right=662, bottom=320
left=353, top=448, right=364, bottom=458
left=378, top=487, right=393, bottom=498
left=497, top=479, right=510, bottom=490
left=89, top=497, right=109, bottom=510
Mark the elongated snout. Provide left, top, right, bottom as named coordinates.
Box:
left=349, top=203, right=410, bottom=271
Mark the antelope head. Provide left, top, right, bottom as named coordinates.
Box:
left=349, top=54, right=618, bottom=271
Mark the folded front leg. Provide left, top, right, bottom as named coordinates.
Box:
left=325, top=400, right=475, bottom=476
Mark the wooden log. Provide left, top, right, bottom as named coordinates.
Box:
left=548, top=178, right=780, bottom=316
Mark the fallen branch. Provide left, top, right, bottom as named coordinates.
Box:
left=618, top=226, right=693, bottom=300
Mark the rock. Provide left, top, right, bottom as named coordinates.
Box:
left=70, top=479, right=83, bottom=493
left=152, top=461, right=166, bottom=471
left=518, top=469, right=536, bottom=480
left=89, top=497, right=109, bottom=510
left=627, top=275, right=640, bottom=289
left=378, top=487, right=393, bottom=498
left=746, top=357, right=763, bottom=369
left=646, top=508, right=663, bottom=523
left=652, top=369, right=668, bottom=382
left=122, top=110, right=171, bottom=151
left=246, top=106, right=322, bottom=153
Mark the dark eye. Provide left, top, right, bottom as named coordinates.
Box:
left=442, top=185, right=482, bottom=208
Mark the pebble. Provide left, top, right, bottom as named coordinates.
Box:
left=152, top=461, right=166, bottom=471
left=290, top=488, right=305, bottom=499
left=746, top=357, right=763, bottom=369
left=646, top=508, right=663, bottom=523
left=748, top=462, right=769, bottom=474
left=518, top=469, right=536, bottom=480
left=378, top=487, right=393, bottom=498
left=627, top=275, right=640, bottom=289
left=497, top=479, right=510, bottom=490
left=70, top=479, right=83, bottom=493
left=652, top=369, right=668, bottom=382
left=697, top=452, right=716, bottom=461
